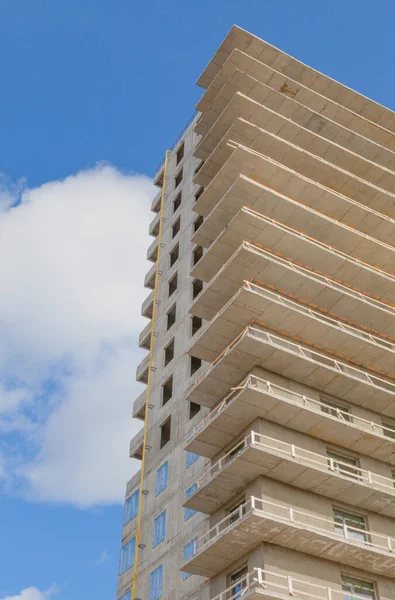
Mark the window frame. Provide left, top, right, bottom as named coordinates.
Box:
left=153, top=510, right=167, bottom=548
left=149, top=565, right=164, bottom=600
left=119, top=537, right=136, bottom=574
left=155, top=462, right=169, bottom=496
left=184, top=484, right=198, bottom=521
left=123, top=489, right=139, bottom=525
left=186, top=451, right=199, bottom=469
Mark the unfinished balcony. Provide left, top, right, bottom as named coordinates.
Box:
left=187, top=324, right=395, bottom=417
left=151, top=189, right=162, bottom=212
left=147, top=237, right=159, bottom=263
left=149, top=212, right=160, bottom=237
left=141, top=290, right=154, bottom=319
left=184, top=431, right=395, bottom=516
left=209, top=567, right=356, bottom=600
left=132, top=389, right=147, bottom=421
left=185, top=373, right=395, bottom=465
left=144, top=263, right=156, bottom=290
left=191, top=208, right=395, bottom=306
left=136, top=353, right=149, bottom=384
left=195, top=144, right=395, bottom=244
left=189, top=280, right=395, bottom=380
left=129, top=427, right=144, bottom=460
left=138, top=321, right=152, bottom=350
left=193, top=174, right=395, bottom=262
left=190, top=242, right=395, bottom=338
left=194, top=123, right=395, bottom=221
left=182, top=495, right=395, bottom=578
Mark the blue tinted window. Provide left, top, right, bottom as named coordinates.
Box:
left=156, top=462, right=168, bottom=496
left=119, top=538, right=136, bottom=574
left=150, top=565, right=163, bottom=600
left=153, top=510, right=166, bottom=547
left=184, top=483, right=198, bottom=521
left=124, top=490, right=139, bottom=524
left=186, top=451, right=199, bottom=469
left=182, top=537, right=197, bottom=580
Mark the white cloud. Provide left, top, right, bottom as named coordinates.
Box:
left=0, top=164, right=155, bottom=506
left=1, top=586, right=56, bottom=600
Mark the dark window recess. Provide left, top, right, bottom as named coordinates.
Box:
left=193, top=246, right=203, bottom=266
left=175, top=169, right=183, bottom=188
left=176, top=143, right=185, bottom=165
left=189, top=402, right=201, bottom=419
left=168, top=273, right=178, bottom=297
left=167, top=305, right=176, bottom=330
left=192, top=279, right=203, bottom=300
left=170, top=244, right=179, bottom=268
left=194, top=215, right=204, bottom=232
left=173, top=192, right=182, bottom=213
left=172, top=217, right=181, bottom=238
left=160, top=417, right=171, bottom=448
left=194, top=161, right=204, bottom=174
left=195, top=187, right=204, bottom=203
left=190, top=355, right=202, bottom=376
left=162, top=376, right=173, bottom=406
left=164, top=340, right=175, bottom=366
left=191, top=316, right=202, bottom=336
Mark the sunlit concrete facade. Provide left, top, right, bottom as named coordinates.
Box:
left=117, top=25, right=395, bottom=600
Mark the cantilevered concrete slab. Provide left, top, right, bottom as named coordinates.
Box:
left=185, top=432, right=395, bottom=518
left=197, top=48, right=395, bottom=153
left=183, top=495, right=395, bottom=578
left=185, top=372, right=395, bottom=465
left=188, top=281, right=395, bottom=377
left=190, top=243, right=395, bottom=337
left=197, top=26, right=395, bottom=135
left=195, top=145, right=395, bottom=235
left=193, top=176, right=395, bottom=263
left=186, top=325, right=395, bottom=416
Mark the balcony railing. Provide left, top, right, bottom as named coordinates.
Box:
left=210, top=567, right=375, bottom=600
left=189, top=496, right=395, bottom=569
left=188, top=373, right=395, bottom=450
left=193, top=430, right=395, bottom=501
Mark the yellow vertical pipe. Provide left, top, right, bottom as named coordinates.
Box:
left=131, top=149, right=171, bottom=600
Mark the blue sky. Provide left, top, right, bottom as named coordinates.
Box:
left=0, top=1, right=394, bottom=599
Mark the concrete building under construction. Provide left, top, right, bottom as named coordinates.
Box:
left=117, top=25, right=395, bottom=600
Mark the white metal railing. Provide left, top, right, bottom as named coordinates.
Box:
left=193, top=430, right=395, bottom=498
left=243, top=280, right=395, bottom=352
left=189, top=496, right=395, bottom=565
left=210, top=566, right=376, bottom=600
left=190, top=321, right=395, bottom=411
left=188, top=373, right=395, bottom=447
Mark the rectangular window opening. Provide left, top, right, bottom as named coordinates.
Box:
left=193, top=215, right=204, bottom=232
left=168, top=273, right=178, bottom=297
left=191, top=316, right=202, bottom=336
left=320, top=396, right=351, bottom=422
left=192, top=279, right=203, bottom=300
left=176, top=143, right=184, bottom=165
left=195, top=187, right=204, bottom=203
left=170, top=244, right=179, bottom=268
left=172, top=217, right=181, bottom=238
left=162, top=376, right=173, bottom=406
left=173, top=192, right=182, bottom=213
left=193, top=245, right=203, bottom=266
left=160, top=417, right=171, bottom=449
left=150, top=565, right=163, bottom=600
left=155, top=462, right=168, bottom=496
left=175, top=169, right=183, bottom=189
left=189, top=402, right=201, bottom=419
left=184, top=484, right=198, bottom=521
left=190, top=355, right=202, bottom=376
left=186, top=451, right=199, bottom=469
left=164, top=339, right=175, bottom=366
left=333, top=508, right=368, bottom=543
left=327, top=449, right=360, bottom=480
left=123, top=489, right=139, bottom=524
left=166, top=305, right=176, bottom=330
left=341, top=574, right=375, bottom=600
left=153, top=510, right=166, bottom=547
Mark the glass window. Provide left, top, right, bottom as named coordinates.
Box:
left=382, top=420, right=395, bottom=439
left=184, top=484, right=198, bottom=521
left=341, top=574, right=375, bottom=599
left=186, top=451, right=199, bottom=469
left=150, top=565, right=163, bottom=600
left=227, top=499, right=245, bottom=526
left=230, top=566, right=248, bottom=599
left=124, top=489, right=139, bottom=524
left=182, top=537, right=198, bottom=580
left=153, top=511, right=166, bottom=547
left=334, top=509, right=368, bottom=543
left=156, top=462, right=168, bottom=496
left=119, top=537, right=136, bottom=574
left=320, top=397, right=351, bottom=421
left=327, top=449, right=360, bottom=480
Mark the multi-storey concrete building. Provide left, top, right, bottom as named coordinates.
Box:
left=117, top=25, right=395, bottom=600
